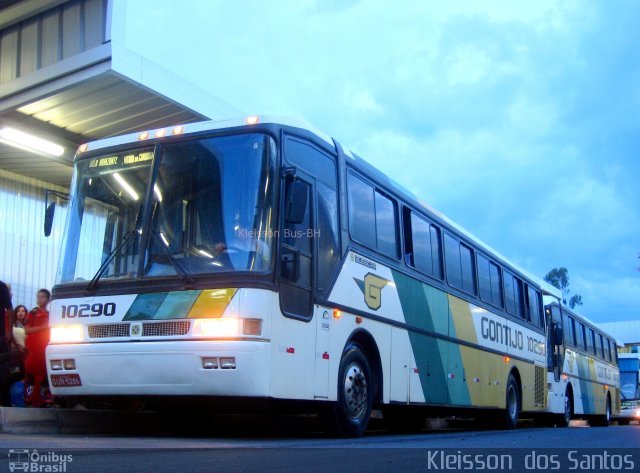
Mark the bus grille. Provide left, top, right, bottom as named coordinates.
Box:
left=142, top=321, right=191, bottom=337
left=534, top=365, right=545, bottom=407
left=88, top=321, right=191, bottom=339
left=88, top=323, right=130, bottom=338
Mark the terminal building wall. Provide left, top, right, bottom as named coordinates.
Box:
left=0, top=0, right=107, bottom=85
left=0, top=169, right=66, bottom=308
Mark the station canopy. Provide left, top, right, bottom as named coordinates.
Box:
left=0, top=0, right=239, bottom=187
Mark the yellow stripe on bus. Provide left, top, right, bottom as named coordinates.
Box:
left=187, top=288, right=238, bottom=318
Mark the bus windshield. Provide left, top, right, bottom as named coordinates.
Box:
left=57, top=133, right=276, bottom=285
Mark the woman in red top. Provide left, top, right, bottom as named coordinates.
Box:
left=24, top=289, right=51, bottom=407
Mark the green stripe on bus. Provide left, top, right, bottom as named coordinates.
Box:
left=123, top=290, right=202, bottom=320
left=393, top=270, right=449, bottom=404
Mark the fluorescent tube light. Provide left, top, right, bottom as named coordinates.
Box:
left=0, top=127, right=65, bottom=157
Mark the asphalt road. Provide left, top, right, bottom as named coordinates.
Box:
left=1, top=423, right=639, bottom=473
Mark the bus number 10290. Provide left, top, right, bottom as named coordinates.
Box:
left=61, top=303, right=116, bottom=318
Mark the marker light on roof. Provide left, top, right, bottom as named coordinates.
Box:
left=172, top=126, right=184, bottom=135
left=155, top=129, right=166, bottom=138
left=245, top=115, right=260, bottom=125
left=78, top=144, right=89, bottom=153
left=138, top=131, right=150, bottom=140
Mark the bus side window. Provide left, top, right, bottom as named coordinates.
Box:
left=403, top=209, right=443, bottom=280
left=597, top=333, right=605, bottom=360
left=587, top=328, right=596, bottom=355
left=374, top=191, right=399, bottom=258
left=347, top=173, right=376, bottom=249
left=563, top=313, right=576, bottom=347
left=316, top=181, right=339, bottom=293
left=576, top=322, right=586, bottom=351
left=526, top=286, right=542, bottom=327
left=504, top=270, right=524, bottom=318
left=607, top=339, right=616, bottom=364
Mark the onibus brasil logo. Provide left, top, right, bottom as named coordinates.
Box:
left=8, top=449, right=72, bottom=472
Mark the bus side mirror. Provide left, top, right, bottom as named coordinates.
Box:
left=44, top=190, right=69, bottom=237
left=286, top=180, right=308, bottom=224
left=44, top=202, right=56, bottom=237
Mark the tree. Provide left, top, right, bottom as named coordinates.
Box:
left=543, top=267, right=583, bottom=309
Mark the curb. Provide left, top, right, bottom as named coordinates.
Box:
left=0, top=407, right=162, bottom=435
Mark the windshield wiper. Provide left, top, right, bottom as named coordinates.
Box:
left=150, top=231, right=195, bottom=285
left=87, top=230, right=137, bottom=292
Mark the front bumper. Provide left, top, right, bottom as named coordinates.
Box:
left=46, top=340, right=270, bottom=397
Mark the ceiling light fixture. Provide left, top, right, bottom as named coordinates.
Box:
left=0, top=126, right=65, bottom=157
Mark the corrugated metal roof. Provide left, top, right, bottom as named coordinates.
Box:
left=0, top=70, right=208, bottom=187
left=16, top=72, right=205, bottom=140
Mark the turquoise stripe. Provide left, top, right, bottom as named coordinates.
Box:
left=393, top=270, right=448, bottom=404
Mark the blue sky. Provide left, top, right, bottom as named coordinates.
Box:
left=125, top=0, right=640, bottom=323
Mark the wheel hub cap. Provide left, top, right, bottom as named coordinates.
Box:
left=344, top=363, right=368, bottom=419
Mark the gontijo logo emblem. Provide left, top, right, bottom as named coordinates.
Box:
left=354, top=273, right=390, bottom=311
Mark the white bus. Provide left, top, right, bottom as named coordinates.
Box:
left=542, top=303, right=620, bottom=426
left=617, top=352, right=640, bottom=424
left=47, top=116, right=571, bottom=436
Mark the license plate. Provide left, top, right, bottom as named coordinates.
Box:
left=50, top=373, right=82, bottom=387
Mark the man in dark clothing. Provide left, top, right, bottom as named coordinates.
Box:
left=1, top=281, right=13, bottom=337
left=1, top=280, right=14, bottom=406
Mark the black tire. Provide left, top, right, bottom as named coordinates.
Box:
left=592, top=395, right=611, bottom=427
left=323, top=343, right=373, bottom=437
left=556, top=387, right=573, bottom=427
left=617, top=419, right=630, bottom=426
left=383, top=407, right=426, bottom=433
left=503, top=373, right=520, bottom=429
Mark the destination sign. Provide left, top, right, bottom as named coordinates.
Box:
left=88, top=151, right=153, bottom=169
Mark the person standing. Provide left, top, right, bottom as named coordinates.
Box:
left=0, top=280, right=14, bottom=406
left=12, top=305, right=28, bottom=349
left=23, top=289, right=51, bottom=407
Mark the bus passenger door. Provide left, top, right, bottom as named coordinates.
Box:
left=279, top=173, right=314, bottom=320
left=546, top=304, right=564, bottom=382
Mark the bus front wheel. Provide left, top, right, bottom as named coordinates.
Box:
left=324, top=343, right=373, bottom=437
left=503, top=373, right=520, bottom=429
left=556, top=387, right=573, bottom=427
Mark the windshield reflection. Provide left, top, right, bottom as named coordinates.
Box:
left=57, top=133, right=276, bottom=286
left=145, top=133, right=275, bottom=277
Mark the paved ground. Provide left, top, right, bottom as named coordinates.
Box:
left=1, top=422, right=639, bottom=472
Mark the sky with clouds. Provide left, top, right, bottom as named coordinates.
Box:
left=125, top=0, right=640, bottom=323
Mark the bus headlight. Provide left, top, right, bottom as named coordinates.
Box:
left=50, top=325, right=84, bottom=343
left=635, top=409, right=640, bottom=418
left=192, top=318, right=262, bottom=337
left=193, top=318, right=241, bottom=337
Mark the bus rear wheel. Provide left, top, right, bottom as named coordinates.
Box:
left=503, top=374, right=520, bottom=429
left=323, top=343, right=373, bottom=437
left=591, top=395, right=611, bottom=427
